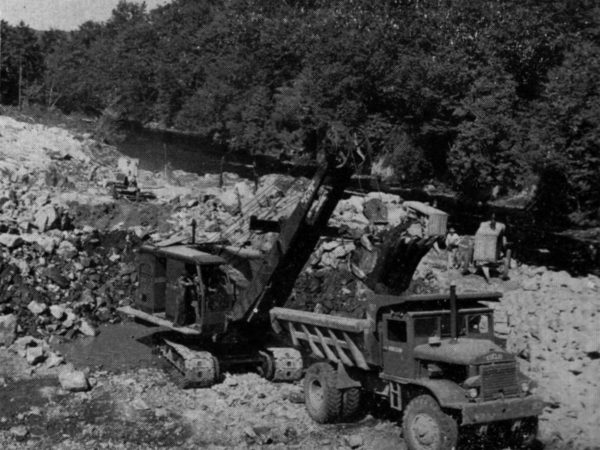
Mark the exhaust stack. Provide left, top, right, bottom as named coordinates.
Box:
left=450, top=283, right=458, bottom=341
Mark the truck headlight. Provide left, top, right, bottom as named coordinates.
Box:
left=521, top=381, right=530, bottom=393
left=468, top=388, right=478, bottom=398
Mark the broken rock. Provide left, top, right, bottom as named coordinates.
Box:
left=34, top=205, right=59, bottom=232
left=9, top=425, right=29, bottom=440
left=0, top=233, right=23, bottom=249
left=28, top=300, right=48, bottom=316
left=0, top=314, right=17, bottom=346
left=26, top=346, right=46, bottom=365
left=23, top=233, right=57, bottom=254
left=521, top=277, right=539, bottom=291
left=50, top=305, right=66, bottom=320
left=363, top=198, right=388, bottom=224
left=79, top=320, right=99, bottom=337
left=58, top=366, right=90, bottom=392
left=44, top=352, right=65, bottom=369
left=45, top=267, right=70, bottom=289
left=217, top=189, right=240, bottom=214
left=346, top=434, right=364, bottom=449
left=56, top=240, right=77, bottom=259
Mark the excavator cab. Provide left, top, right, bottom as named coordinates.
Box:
left=134, top=245, right=233, bottom=334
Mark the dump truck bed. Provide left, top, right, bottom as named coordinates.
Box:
left=270, top=307, right=373, bottom=370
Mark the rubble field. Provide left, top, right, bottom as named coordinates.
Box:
left=0, top=115, right=599, bottom=449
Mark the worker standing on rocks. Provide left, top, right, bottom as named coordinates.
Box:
left=478, top=213, right=507, bottom=248
left=475, top=213, right=511, bottom=281
left=445, top=227, right=461, bottom=270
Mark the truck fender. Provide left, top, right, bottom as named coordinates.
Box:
left=409, top=378, right=467, bottom=409
left=335, top=362, right=361, bottom=390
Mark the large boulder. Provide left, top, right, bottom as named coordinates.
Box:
left=0, top=314, right=17, bottom=346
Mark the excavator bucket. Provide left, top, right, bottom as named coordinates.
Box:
left=351, top=224, right=439, bottom=295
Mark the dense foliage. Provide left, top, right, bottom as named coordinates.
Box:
left=1, top=0, right=599, bottom=226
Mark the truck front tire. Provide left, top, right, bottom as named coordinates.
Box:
left=402, top=395, right=458, bottom=450
left=510, top=417, right=538, bottom=449
left=304, top=362, right=342, bottom=423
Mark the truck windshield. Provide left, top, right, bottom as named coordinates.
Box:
left=414, top=313, right=492, bottom=338
left=439, top=313, right=490, bottom=337
left=414, top=317, right=438, bottom=337
left=466, top=314, right=489, bottom=334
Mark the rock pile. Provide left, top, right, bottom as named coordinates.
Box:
left=0, top=229, right=139, bottom=342
left=498, top=266, right=600, bottom=448
left=429, top=254, right=600, bottom=449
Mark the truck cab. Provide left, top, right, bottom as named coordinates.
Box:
left=374, top=291, right=543, bottom=439
left=381, top=307, right=494, bottom=379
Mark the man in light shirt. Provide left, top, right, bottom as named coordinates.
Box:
left=475, top=213, right=510, bottom=281
left=445, top=227, right=461, bottom=270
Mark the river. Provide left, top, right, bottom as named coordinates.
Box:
left=116, top=125, right=314, bottom=178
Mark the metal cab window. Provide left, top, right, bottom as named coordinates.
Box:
left=387, top=319, right=407, bottom=343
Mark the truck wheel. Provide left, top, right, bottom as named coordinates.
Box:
left=304, top=362, right=342, bottom=423
left=402, top=395, right=458, bottom=450
left=341, top=387, right=362, bottom=421
left=510, top=417, right=538, bottom=449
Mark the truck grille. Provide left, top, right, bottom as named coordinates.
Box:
left=480, top=363, right=519, bottom=400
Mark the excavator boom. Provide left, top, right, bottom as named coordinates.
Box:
left=230, top=156, right=356, bottom=324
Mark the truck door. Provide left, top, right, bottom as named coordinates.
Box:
left=382, top=317, right=411, bottom=378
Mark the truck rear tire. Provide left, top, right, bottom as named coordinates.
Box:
left=402, top=395, right=458, bottom=450
left=342, top=387, right=362, bottom=421
left=304, top=362, right=342, bottom=423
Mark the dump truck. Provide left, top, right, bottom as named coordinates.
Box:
left=270, top=285, right=544, bottom=450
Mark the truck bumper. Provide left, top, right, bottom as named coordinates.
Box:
left=459, top=396, right=545, bottom=425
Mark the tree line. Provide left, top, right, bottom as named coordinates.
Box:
left=1, top=0, right=599, bottom=227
